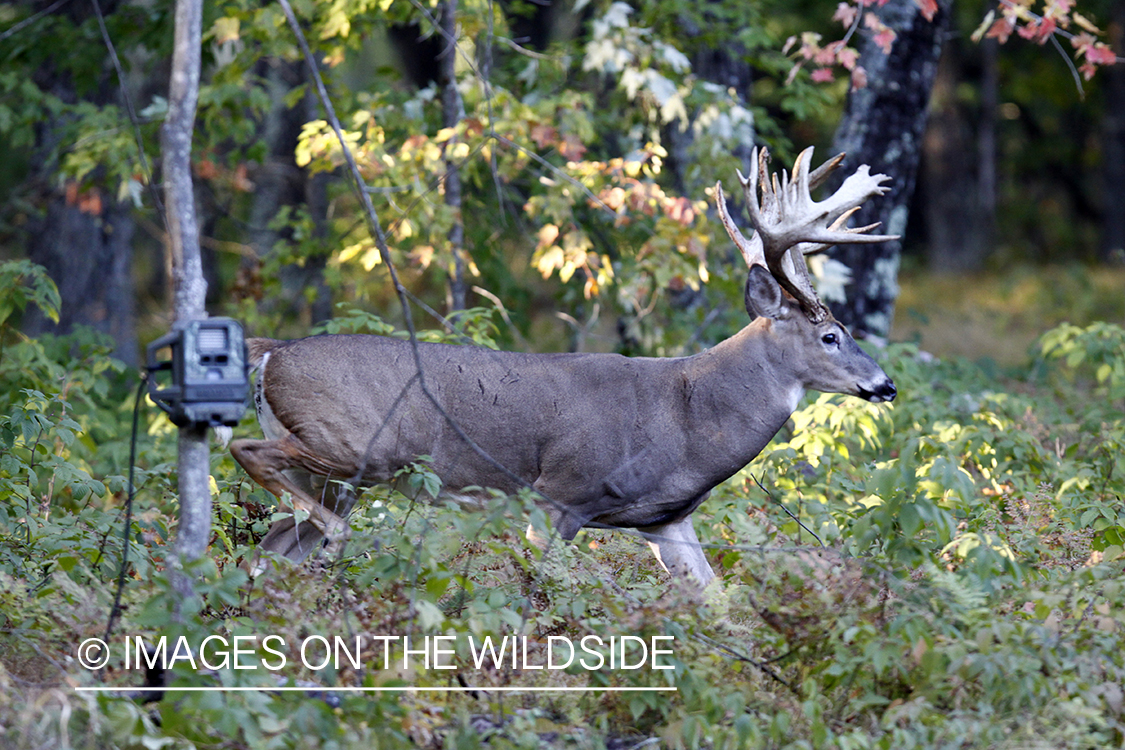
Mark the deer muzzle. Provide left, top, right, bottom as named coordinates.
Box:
left=858, top=379, right=897, bottom=403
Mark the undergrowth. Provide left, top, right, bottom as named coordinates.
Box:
left=2, top=259, right=1124, bottom=749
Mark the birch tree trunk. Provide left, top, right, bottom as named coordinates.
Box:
left=162, top=0, right=209, bottom=611
left=827, top=0, right=952, bottom=338
left=441, top=0, right=468, bottom=312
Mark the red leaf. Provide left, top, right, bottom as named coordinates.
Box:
left=986, top=17, right=1015, bottom=44
left=915, top=0, right=938, bottom=22
left=1086, top=44, right=1119, bottom=65
left=815, top=41, right=842, bottom=66
left=530, top=123, right=558, bottom=149
left=865, top=13, right=897, bottom=53
left=558, top=134, right=587, bottom=162
left=811, top=68, right=835, bottom=83
left=874, top=27, right=896, bottom=53
left=1035, top=17, right=1057, bottom=43
left=1017, top=20, right=1039, bottom=40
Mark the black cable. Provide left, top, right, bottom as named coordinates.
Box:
left=104, top=374, right=148, bottom=643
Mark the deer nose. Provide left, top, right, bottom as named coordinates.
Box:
left=859, top=380, right=896, bottom=403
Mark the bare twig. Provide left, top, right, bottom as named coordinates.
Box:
left=752, top=473, right=826, bottom=548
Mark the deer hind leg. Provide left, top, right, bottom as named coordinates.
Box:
left=230, top=435, right=352, bottom=569
left=254, top=472, right=357, bottom=565
left=639, top=516, right=716, bottom=586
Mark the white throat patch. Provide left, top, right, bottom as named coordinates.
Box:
left=787, top=385, right=806, bottom=413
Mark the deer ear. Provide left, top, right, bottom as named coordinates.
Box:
left=744, top=264, right=788, bottom=320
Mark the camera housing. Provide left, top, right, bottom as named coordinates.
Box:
left=146, top=318, right=249, bottom=428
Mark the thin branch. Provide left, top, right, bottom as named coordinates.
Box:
left=692, top=632, right=797, bottom=693
left=0, top=0, right=74, bottom=43
left=1048, top=30, right=1085, bottom=97
left=752, top=473, right=826, bottom=548
left=89, top=0, right=167, bottom=223
left=495, top=35, right=557, bottom=61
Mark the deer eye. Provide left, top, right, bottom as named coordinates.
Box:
left=821, top=333, right=838, bottom=346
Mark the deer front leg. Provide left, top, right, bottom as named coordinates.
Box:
left=230, top=435, right=352, bottom=568
left=639, top=516, right=716, bottom=586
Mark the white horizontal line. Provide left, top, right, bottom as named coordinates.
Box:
left=75, top=686, right=677, bottom=693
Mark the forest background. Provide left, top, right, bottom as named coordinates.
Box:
left=1, top=0, right=1125, bottom=747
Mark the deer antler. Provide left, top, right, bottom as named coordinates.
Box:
left=715, top=147, right=898, bottom=322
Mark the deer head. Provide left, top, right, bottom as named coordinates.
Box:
left=710, top=147, right=898, bottom=404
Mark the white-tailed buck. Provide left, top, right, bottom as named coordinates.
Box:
left=231, top=148, right=898, bottom=584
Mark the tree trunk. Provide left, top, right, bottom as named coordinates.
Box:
left=665, top=13, right=756, bottom=197
left=441, top=0, right=468, bottom=313
left=243, top=60, right=333, bottom=327
left=23, top=194, right=137, bottom=365
left=163, top=0, right=209, bottom=613
left=919, top=37, right=994, bottom=272
left=827, top=0, right=952, bottom=337
left=17, top=1, right=140, bottom=366
left=1102, top=0, right=1125, bottom=264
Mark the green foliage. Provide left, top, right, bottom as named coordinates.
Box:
left=313, top=303, right=503, bottom=349
left=1, top=0, right=1123, bottom=744
left=4, top=253, right=1125, bottom=748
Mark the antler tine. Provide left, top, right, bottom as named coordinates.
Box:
left=788, top=147, right=814, bottom=216
left=807, top=152, right=845, bottom=191
left=754, top=148, right=782, bottom=223
left=714, top=180, right=765, bottom=268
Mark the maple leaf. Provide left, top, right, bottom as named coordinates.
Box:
left=663, top=196, right=697, bottom=226
left=786, top=62, right=805, bottom=85
left=1085, top=43, right=1118, bottom=65
left=815, top=41, right=842, bottom=66
left=837, top=46, right=859, bottom=70
left=850, top=65, right=869, bottom=89
left=558, top=134, right=587, bottom=162
left=1017, top=19, right=1041, bottom=40
left=529, top=123, right=558, bottom=149
left=986, top=16, right=1016, bottom=43
left=915, top=0, right=938, bottom=22
left=1071, top=12, right=1101, bottom=34
left=1044, top=0, right=1073, bottom=19
left=1035, top=17, right=1056, bottom=43
left=833, top=2, right=858, bottom=27
left=865, top=14, right=897, bottom=53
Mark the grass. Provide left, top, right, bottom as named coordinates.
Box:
left=893, top=264, right=1125, bottom=366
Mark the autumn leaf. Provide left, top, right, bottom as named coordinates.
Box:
left=865, top=14, right=897, bottom=53
left=662, top=196, right=697, bottom=226
left=529, top=123, right=558, bottom=149
left=914, top=0, right=938, bottom=22
left=537, top=223, right=560, bottom=250
left=833, top=2, right=858, bottom=28
left=986, top=16, right=1016, bottom=44
left=558, top=134, right=587, bottom=162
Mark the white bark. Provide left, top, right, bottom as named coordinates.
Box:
left=162, top=0, right=209, bottom=611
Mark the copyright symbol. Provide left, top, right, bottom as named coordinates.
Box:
left=77, top=638, right=110, bottom=670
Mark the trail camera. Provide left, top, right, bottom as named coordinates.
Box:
left=146, top=318, right=249, bottom=428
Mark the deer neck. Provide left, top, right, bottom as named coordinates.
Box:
left=679, top=320, right=804, bottom=472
